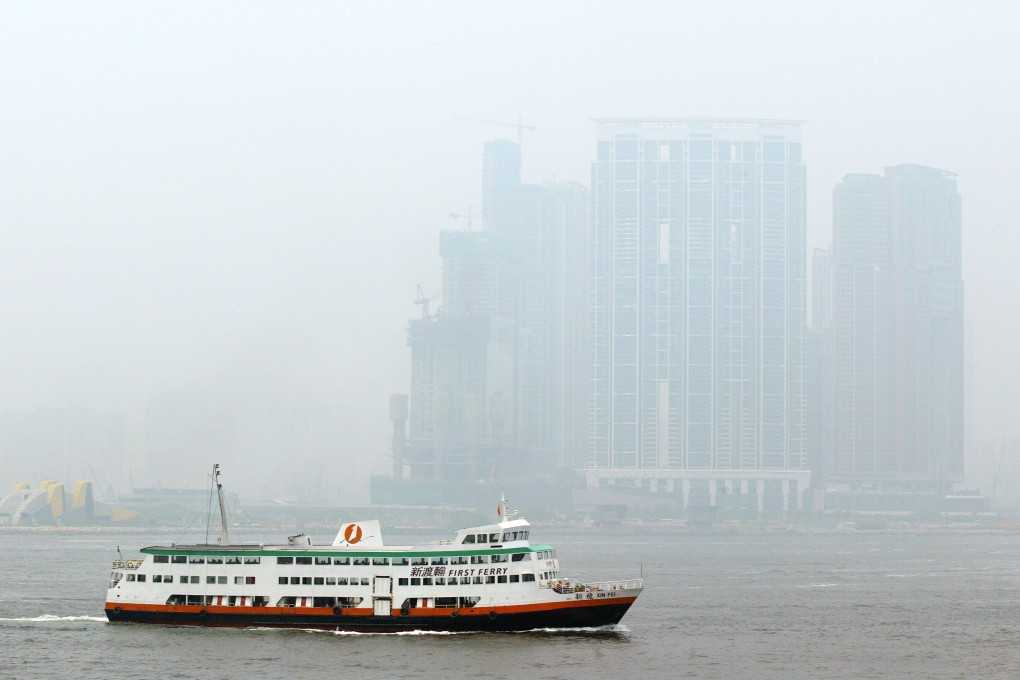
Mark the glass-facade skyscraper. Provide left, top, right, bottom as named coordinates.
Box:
left=590, top=118, right=807, bottom=473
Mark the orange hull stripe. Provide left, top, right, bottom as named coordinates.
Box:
left=106, top=597, right=636, bottom=618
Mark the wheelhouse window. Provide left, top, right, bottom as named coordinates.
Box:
left=462, top=534, right=475, bottom=544
left=153, top=555, right=169, bottom=563
left=489, top=533, right=500, bottom=542
left=476, top=534, right=487, bottom=543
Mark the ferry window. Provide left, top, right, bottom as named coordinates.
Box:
left=235, top=577, right=245, bottom=585
left=337, top=578, right=348, bottom=586
left=459, top=577, right=471, bottom=585
left=314, top=577, right=324, bottom=586
left=326, top=577, right=336, bottom=586
left=522, top=531, right=528, bottom=540
left=485, top=575, right=495, bottom=584
left=502, top=533, right=510, bottom=542
left=171, top=556, right=186, bottom=564
left=302, top=577, right=312, bottom=585
left=189, top=557, right=205, bottom=564
left=476, top=534, right=487, bottom=543
left=208, top=557, right=223, bottom=564
left=154, top=555, right=169, bottom=563
left=153, top=575, right=162, bottom=583
left=218, top=576, right=227, bottom=584
left=447, top=579, right=458, bottom=587
left=511, top=553, right=526, bottom=562
left=422, top=578, right=433, bottom=586
left=290, top=577, right=299, bottom=585
left=522, top=574, right=535, bottom=582
left=226, top=557, right=241, bottom=565
left=497, top=575, right=507, bottom=584
left=410, top=578, right=421, bottom=586
left=334, top=557, right=350, bottom=565
left=435, top=577, right=445, bottom=585
left=510, top=575, right=520, bottom=583
left=279, top=577, right=288, bottom=585
left=315, top=557, right=331, bottom=565
left=430, top=557, right=447, bottom=565
left=358, top=577, right=369, bottom=586
left=296, top=557, right=312, bottom=565
left=472, top=576, right=482, bottom=584
left=393, top=558, right=409, bottom=566
left=137, top=574, right=146, bottom=582
left=489, top=533, right=500, bottom=542
left=207, top=576, right=216, bottom=584
left=244, top=557, right=260, bottom=565
left=451, top=556, right=468, bottom=565
left=352, top=558, right=369, bottom=566
left=372, top=558, right=389, bottom=566
left=190, top=576, right=200, bottom=584
left=491, top=554, right=508, bottom=563
left=411, top=557, right=427, bottom=566
left=462, top=534, right=475, bottom=544
left=470, top=555, right=489, bottom=564
left=277, top=556, right=294, bottom=565
left=398, top=578, right=408, bottom=586
left=164, top=576, right=173, bottom=583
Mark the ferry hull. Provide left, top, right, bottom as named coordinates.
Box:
left=105, top=598, right=637, bottom=632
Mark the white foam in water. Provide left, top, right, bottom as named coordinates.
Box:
left=0, top=614, right=107, bottom=622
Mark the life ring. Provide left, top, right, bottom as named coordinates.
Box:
left=198, top=609, right=207, bottom=618
left=112, top=606, right=122, bottom=615
left=333, top=606, right=343, bottom=616
left=488, top=610, right=498, bottom=620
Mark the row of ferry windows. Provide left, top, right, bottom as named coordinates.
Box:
left=275, top=554, right=525, bottom=566
left=153, top=552, right=548, bottom=566
left=398, top=574, right=535, bottom=586
left=125, top=574, right=256, bottom=585
left=461, top=530, right=529, bottom=544
left=154, top=555, right=261, bottom=565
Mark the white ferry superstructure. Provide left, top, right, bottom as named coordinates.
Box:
left=104, top=466, right=643, bottom=632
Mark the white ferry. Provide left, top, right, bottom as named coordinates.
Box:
left=104, top=466, right=643, bottom=631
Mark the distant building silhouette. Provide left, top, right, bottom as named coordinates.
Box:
left=831, top=165, right=963, bottom=491
left=397, top=140, right=590, bottom=486
left=586, top=118, right=809, bottom=514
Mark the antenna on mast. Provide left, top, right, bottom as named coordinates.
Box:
left=213, top=464, right=230, bottom=546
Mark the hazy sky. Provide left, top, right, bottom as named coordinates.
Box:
left=1, top=1, right=1018, bottom=494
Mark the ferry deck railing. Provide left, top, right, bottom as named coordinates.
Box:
left=542, top=577, right=643, bottom=594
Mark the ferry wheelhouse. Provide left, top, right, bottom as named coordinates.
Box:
left=104, top=466, right=643, bottom=632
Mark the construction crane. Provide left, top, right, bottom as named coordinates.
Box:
left=455, top=115, right=536, bottom=149
left=414, top=284, right=441, bottom=319
left=449, top=207, right=474, bottom=228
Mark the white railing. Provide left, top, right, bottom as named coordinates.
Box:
left=542, top=577, right=643, bottom=594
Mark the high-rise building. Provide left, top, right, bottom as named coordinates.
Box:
left=586, top=118, right=809, bottom=513
left=831, top=165, right=963, bottom=488
left=397, top=140, right=590, bottom=485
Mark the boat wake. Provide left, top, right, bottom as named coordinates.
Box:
left=0, top=614, right=106, bottom=623
left=519, top=624, right=629, bottom=634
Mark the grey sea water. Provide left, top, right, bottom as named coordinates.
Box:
left=1, top=528, right=1018, bottom=680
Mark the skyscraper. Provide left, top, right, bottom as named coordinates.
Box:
left=831, top=165, right=963, bottom=488
left=587, top=118, right=809, bottom=513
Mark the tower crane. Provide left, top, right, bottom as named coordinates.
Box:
left=455, top=116, right=536, bottom=148
left=414, top=284, right=441, bottom=319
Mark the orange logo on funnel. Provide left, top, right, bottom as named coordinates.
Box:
left=344, top=524, right=364, bottom=544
